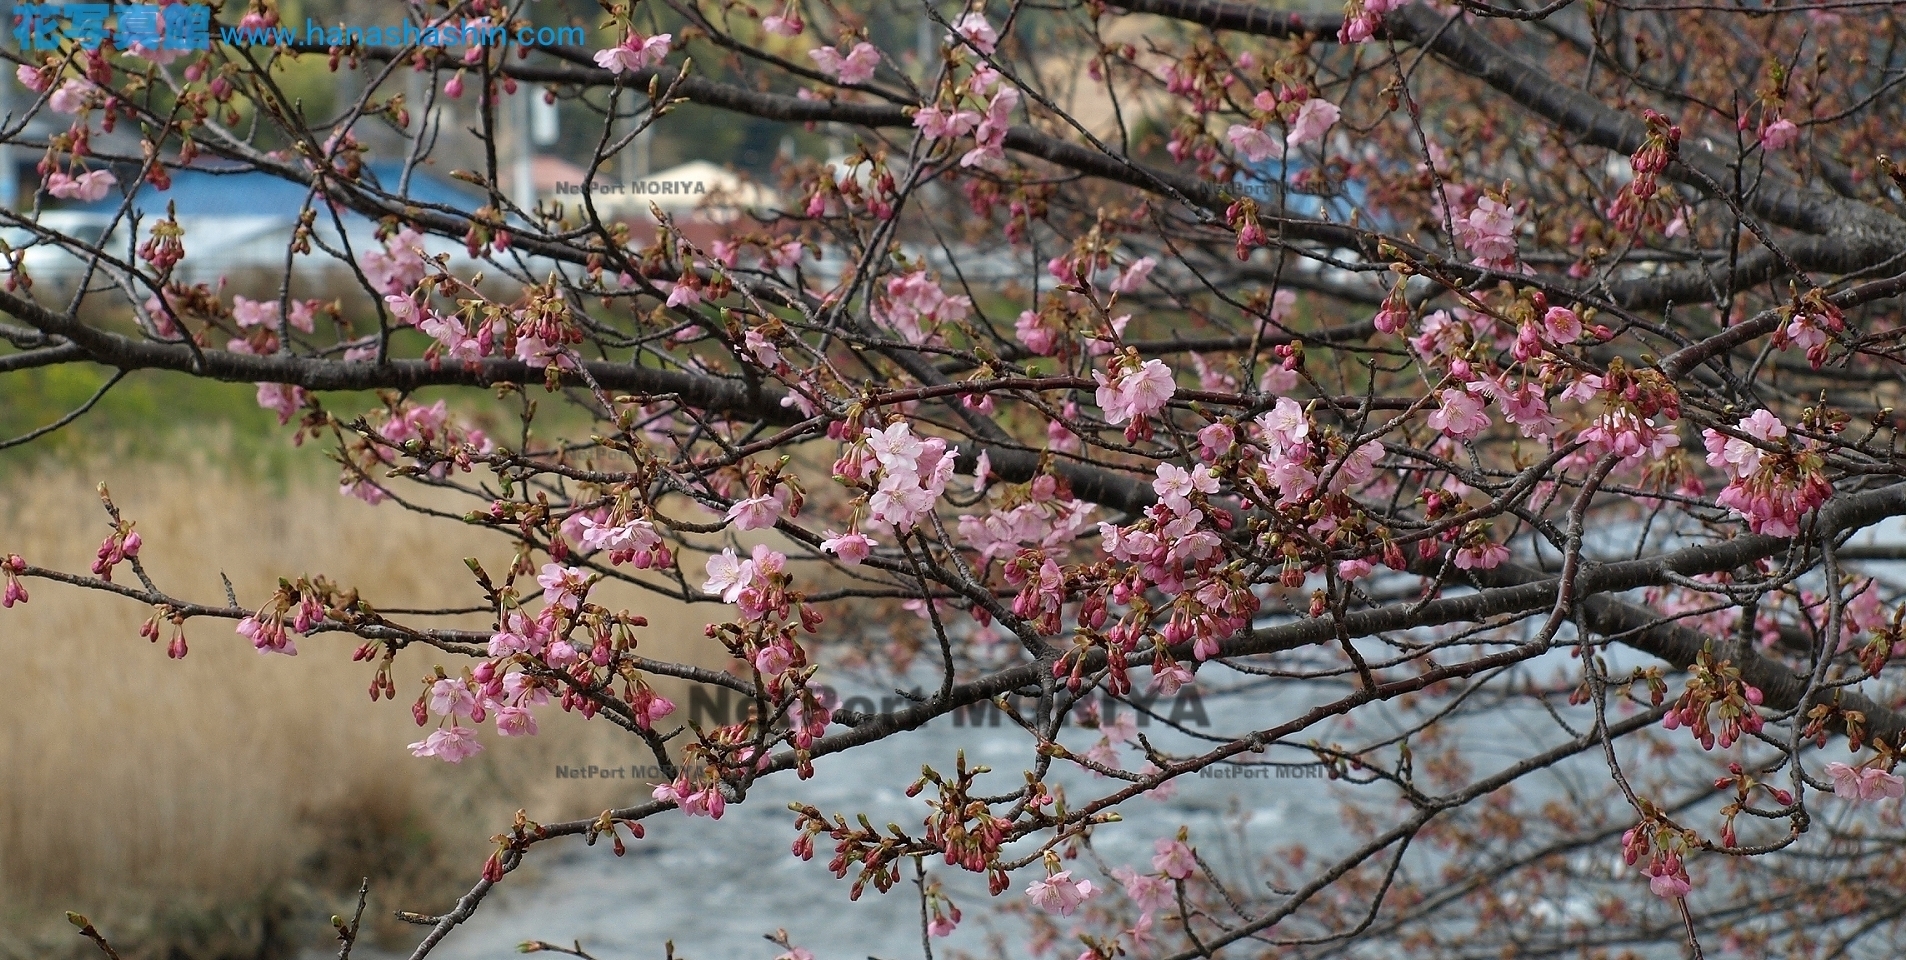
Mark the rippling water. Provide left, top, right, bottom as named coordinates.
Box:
left=366, top=663, right=1591, bottom=960
left=314, top=518, right=1906, bottom=959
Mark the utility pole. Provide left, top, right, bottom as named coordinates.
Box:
left=0, top=1, right=16, bottom=210
left=618, top=102, right=653, bottom=196
left=917, top=12, right=934, bottom=82
left=406, top=64, right=426, bottom=138
left=513, top=87, right=534, bottom=215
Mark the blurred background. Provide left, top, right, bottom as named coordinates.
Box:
left=0, top=377, right=722, bottom=959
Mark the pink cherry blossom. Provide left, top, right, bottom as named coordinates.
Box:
left=914, top=105, right=981, bottom=141
left=1701, top=409, right=1829, bottom=535
left=1825, top=762, right=1905, bottom=801
left=429, top=677, right=479, bottom=719
left=1113, top=865, right=1176, bottom=911
left=1197, top=422, right=1235, bottom=461
left=594, top=33, right=672, bottom=74
left=1015, top=309, right=1060, bottom=355
left=254, top=383, right=308, bottom=425
left=495, top=705, right=538, bottom=737
left=1153, top=462, right=1219, bottom=514
left=408, top=725, right=483, bottom=763
left=47, top=168, right=116, bottom=202
left=658, top=777, right=726, bottom=818
left=703, top=548, right=753, bottom=603
left=1226, top=124, right=1283, bottom=162
left=1825, top=761, right=1864, bottom=798
left=630, top=686, right=676, bottom=729
left=577, top=516, right=662, bottom=555
left=810, top=42, right=881, bottom=85
left=874, top=271, right=971, bottom=343
left=489, top=625, right=535, bottom=657
left=384, top=294, right=421, bottom=325
left=1453, top=196, right=1518, bottom=266
left=1453, top=539, right=1510, bottom=570
left=42, top=172, right=75, bottom=199
left=502, top=670, right=550, bottom=708
left=237, top=615, right=297, bottom=655
left=537, top=563, right=590, bottom=610
left=1647, top=862, right=1692, bottom=899
left=762, top=8, right=804, bottom=35
left=1026, top=870, right=1096, bottom=915
left=953, top=12, right=999, bottom=54
left=1332, top=440, right=1387, bottom=490
left=820, top=530, right=877, bottom=565
left=1150, top=660, right=1194, bottom=694
left=1428, top=388, right=1490, bottom=439
left=726, top=493, right=785, bottom=531
left=664, top=275, right=705, bottom=308
left=232, top=296, right=277, bottom=329
left=1760, top=118, right=1799, bottom=150
left=1109, top=256, right=1156, bottom=294
left=542, top=639, right=579, bottom=667
left=1286, top=98, right=1341, bottom=147
left=1, top=555, right=26, bottom=609
left=1860, top=768, right=1905, bottom=800
left=341, top=480, right=389, bottom=505
left=1543, top=306, right=1581, bottom=342
left=1374, top=298, right=1410, bottom=334
left=739, top=325, right=777, bottom=367
left=1740, top=408, right=1788, bottom=443
left=15, top=64, right=49, bottom=93
left=361, top=228, right=428, bottom=296
left=48, top=78, right=92, bottom=114
left=419, top=313, right=484, bottom=362
left=1152, top=838, right=1197, bottom=879
left=1338, top=0, right=1402, bottom=42
left=862, top=422, right=957, bottom=532
left=754, top=642, right=794, bottom=676
left=960, top=87, right=1019, bottom=170
left=1258, top=398, right=1310, bottom=450
left=1094, top=357, right=1177, bottom=425
left=515, top=335, right=574, bottom=370
left=287, top=300, right=319, bottom=333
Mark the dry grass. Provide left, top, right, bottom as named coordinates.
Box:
left=0, top=448, right=722, bottom=959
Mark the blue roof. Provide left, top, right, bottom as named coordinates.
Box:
left=1231, top=157, right=1395, bottom=232
left=68, top=160, right=477, bottom=218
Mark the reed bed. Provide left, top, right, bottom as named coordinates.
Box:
left=0, top=451, right=718, bottom=959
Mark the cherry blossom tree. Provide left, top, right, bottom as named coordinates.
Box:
left=7, top=0, right=1906, bottom=957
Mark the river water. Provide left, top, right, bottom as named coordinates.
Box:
left=342, top=656, right=1604, bottom=960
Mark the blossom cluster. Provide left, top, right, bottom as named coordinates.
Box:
left=1701, top=410, right=1831, bottom=537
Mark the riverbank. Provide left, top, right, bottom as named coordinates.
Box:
left=0, top=451, right=716, bottom=959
